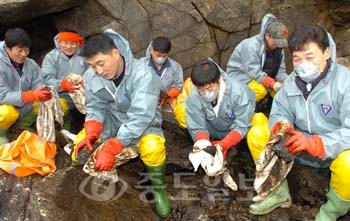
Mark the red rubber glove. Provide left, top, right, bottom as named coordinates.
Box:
left=75, top=120, right=103, bottom=156
left=262, top=76, right=276, bottom=89
left=95, top=137, right=123, bottom=171
left=194, top=131, right=210, bottom=142
left=284, top=129, right=325, bottom=158
left=217, top=130, right=242, bottom=159
left=60, top=79, right=78, bottom=93
left=22, top=87, right=52, bottom=103
left=167, top=87, right=181, bottom=98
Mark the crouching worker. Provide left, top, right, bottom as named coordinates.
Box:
left=0, top=28, right=52, bottom=145
left=74, top=29, right=171, bottom=217
left=185, top=58, right=255, bottom=167
left=41, top=30, right=88, bottom=132
left=248, top=25, right=350, bottom=221
left=140, top=36, right=183, bottom=111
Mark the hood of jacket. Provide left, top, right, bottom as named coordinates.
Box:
left=104, top=29, right=135, bottom=75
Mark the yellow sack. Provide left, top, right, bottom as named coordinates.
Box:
left=0, top=130, right=56, bottom=177
left=247, top=80, right=268, bottom=102
left=247, top=113, right=270, bottom=162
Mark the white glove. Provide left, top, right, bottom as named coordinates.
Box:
left=193, top=139, right=212, bottom=150
left=189, top=139, right=212, bottom=172
left=273, top=82, right=282, bottom=92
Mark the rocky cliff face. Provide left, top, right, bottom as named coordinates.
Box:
left=1, top=0, right=349, bottom=74
left=0, top=1, right=350, bottom=220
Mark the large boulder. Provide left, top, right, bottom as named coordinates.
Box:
left=0, top=0, right=83, bottom=26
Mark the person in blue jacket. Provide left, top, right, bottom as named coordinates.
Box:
left=226, top=13, right=288, bottom=113
left=185, top=58, right=255, bottom=160
left=249, top=24, right=350, bottom=221
left=0, top=28, right=51, bottom=145
left=139, top=36, right=183, bottom=111
left=75, top=29, right=171, bottom=217
left=41, top=31, right=88, bottom=131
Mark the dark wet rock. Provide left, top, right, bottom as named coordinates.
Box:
left=26, top=164, right=153, bottom=221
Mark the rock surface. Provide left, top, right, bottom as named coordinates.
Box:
left=1, top=0, right=350, bottom=74
left=0, top=115, right=349, bottom=220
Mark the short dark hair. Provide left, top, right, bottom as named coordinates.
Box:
left=82, top=32, right=117, bottom=58
left=191, top=59, right=220, bottom=87
left=4, top=28, right=31, bottom=48
left=288, top=24, right=329, bottom=53
left=151, top=36, right=171, bottom=53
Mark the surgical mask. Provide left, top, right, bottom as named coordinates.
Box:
left=295, top=62, right=321, bottom=83
left=200, top=91, right=219, bottom=103
left=154, top=57, right=166, bottom=65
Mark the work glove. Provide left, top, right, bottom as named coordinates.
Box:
left=273, top=82, right=282, bottom=91
left=262, top=76, right=281, bottom=92
left=22, top=87, right=52, bottom=103
left=95, top=137, right=123, bottom=171
left=193, top=131, right=211, bottom=149
left=270, top=120, right=292, bottom=136
left=167, top=87, right=181, bottom=98
left=60, top=79, right=79, bottom=93
left=216, top=130, right=242, bottom=159
left=159, top=90, right=170, bottom=99
left=284, top=129, right=325, bottom=158
left=75, top=120, right=103, bottom=156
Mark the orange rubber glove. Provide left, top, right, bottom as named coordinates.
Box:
left=22, top=87, right=52, bottom=103
left=95, top=137, right=123, bottom=171
left=60, top=79, right=78, bottom=93
left=262, top=76, right=276, bottom=89
left=217, top=130, right=242, bottom=159
left=167, top=87, right=181, bottom=98
left=284, top=129, right=325, bottom=158
left=75, top=120, right=103, bottom=156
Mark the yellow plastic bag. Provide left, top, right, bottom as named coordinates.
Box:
left=0, top=130, right=56, bottom=176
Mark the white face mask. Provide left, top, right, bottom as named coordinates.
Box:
left=295, top=62, right=321, bottom=83
left=154, top=57, right=166, bottom=65
left=200, top=91, right=218, bottom=103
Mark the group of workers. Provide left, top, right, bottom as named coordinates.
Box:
left=0, top=12, right=349, bottom=220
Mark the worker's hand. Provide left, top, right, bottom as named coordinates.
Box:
left=159, top=90, right=170, bottom=99
left=273, top=82, right=282, bottom=92
left=60, top=79, right=79, bottom=93
left=95, top=137, right=123, bottom=171
left=167, top=87, right=181, bottom=98
left=284, top=129, right=325, bottom=158
left=270, top=120, right=292, bottom=136
left=262, top=76, right=276, bottom=89
left=75, top=120, right=103, bottom=156
left=215, top=130, right=241, bottom=159
left=193, top=139, right=212, bottom=150
left=22, top=87, right=52, bottom=103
